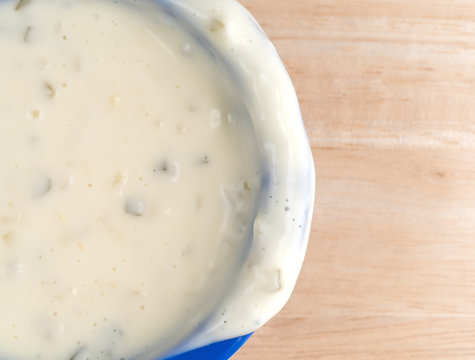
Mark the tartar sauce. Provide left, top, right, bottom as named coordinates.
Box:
left=0, top=0, right=314, bottom=359
left=0, top=0, right=260, bottom=359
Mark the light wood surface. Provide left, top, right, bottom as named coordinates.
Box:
left=236, top=1, right=475, bottom=359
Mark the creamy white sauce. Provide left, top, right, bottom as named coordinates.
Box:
left=0, top=0, right=260, bottom=358
left=0, top=0, right=315, bottom=359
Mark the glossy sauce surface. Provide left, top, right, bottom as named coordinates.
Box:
left=0, top=0, right=260, bottom=359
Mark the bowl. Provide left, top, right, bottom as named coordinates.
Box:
left=163, top=334, right=252, bottom=360
left=0, top=0, right=314, bottom=358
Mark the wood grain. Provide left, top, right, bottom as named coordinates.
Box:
left=236, top=0, right=475, bottom=359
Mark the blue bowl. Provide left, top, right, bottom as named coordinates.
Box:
left=162, top=334, right=252, bottom=360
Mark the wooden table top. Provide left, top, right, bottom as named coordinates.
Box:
left=236, top=1, right=475, bottom=359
